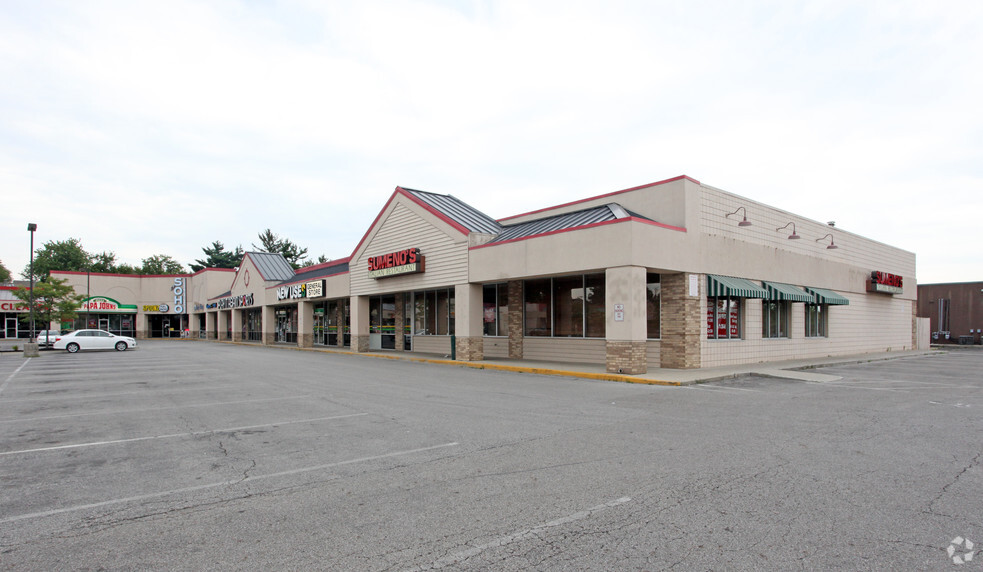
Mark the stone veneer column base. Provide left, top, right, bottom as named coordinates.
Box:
left=352, top=335, right=370, bottom=353
left=298, top=333, right=313, bottom=348
left=606, top=340, right=647, bottom=374
left=455, top=336, right=484, bottom=361
left=507, top=280, right=523, bottom=359
left=233, top=332, right=242, bottom=343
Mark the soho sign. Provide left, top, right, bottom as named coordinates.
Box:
left=171, top=277, right=186, bottom=313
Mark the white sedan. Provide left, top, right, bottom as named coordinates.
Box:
left=53, top=330, right=138, bottom=353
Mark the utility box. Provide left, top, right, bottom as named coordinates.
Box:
left=958, top=335, right=973, bottom=345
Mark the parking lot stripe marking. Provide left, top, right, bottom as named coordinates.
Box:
left=0, top=413, right=369, bottom=456
left=0, top=384, right=241, bottom=403
left=0, top=359, right=30, bottom=397
left=0, top=442, right=460, bottom=524
left=408, top=496, right=632, bottom=570
left=0, top=395, right=311, bottom=424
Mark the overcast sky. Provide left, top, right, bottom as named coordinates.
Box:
left=1, top=0, right=980, bottom=284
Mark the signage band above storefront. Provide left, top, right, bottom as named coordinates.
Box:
left=368, top=248, right=425, bottom=279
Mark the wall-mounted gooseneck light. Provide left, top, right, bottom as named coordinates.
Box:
left=776, top=222, right=800, bottom=239
left=725, top=206, right=752, bottom=227
left=816, top=233, right=838, bottom=249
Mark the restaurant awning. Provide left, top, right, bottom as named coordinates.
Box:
left=762, top=281, right=814, bottom=303
left=805, top=286, right=850, bottom=305
left=706, top=275, right=768, bottom=298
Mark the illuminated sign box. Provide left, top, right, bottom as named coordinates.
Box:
left=368, top=248, right=425, bottom=279
left=867, top=271, right=903, bottom=295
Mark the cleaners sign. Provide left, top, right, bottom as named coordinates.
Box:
left=368, top=248, right=424, bottom=279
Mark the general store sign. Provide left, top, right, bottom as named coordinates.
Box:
left=867, top=271, right=903, bottom=295
left=275, top=279, right=326, bottom=301
left=368, top=248, right=424, bottom=279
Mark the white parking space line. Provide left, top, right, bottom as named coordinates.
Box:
left=407, top=496, right=632, bottom=570
left=0, top=359, right=30, bottom=397
left=0, top=442, right=460, bottom=525
left=0, top=413, right=369, bottom=456
left=0, top=395, right=310, bottom=424
left=0, top=385, right=241, bottom=403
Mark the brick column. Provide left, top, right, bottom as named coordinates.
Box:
left=454, top=283, right=483, bottom=361
left=507, top=280, right=523, bottom=359
left=336, top=301, right=346, bottom=347
left=604, top=266, right=647, bottom=374
left=395, top=294, right=405, bottom=351
left=660, top=273, right=703, bottom=369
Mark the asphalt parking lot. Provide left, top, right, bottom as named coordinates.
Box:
left=1, top=342, right=981, bottom=570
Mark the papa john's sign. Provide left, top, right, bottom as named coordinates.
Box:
left=368, top=248, right=425, bottom=279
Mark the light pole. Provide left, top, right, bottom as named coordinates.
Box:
left=27, top=223, right=37, bottom=341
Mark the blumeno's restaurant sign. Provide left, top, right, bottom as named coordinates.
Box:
left=368, top=248, right=425, bottom=279
left=867, top=271, right=903, bottom=295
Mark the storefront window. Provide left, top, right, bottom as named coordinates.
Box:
left=524, top=279, right=552, bottom=336
left=762, top=301, right=789, bottom=339
left=707, top=297, right=741, bottom=340
left=553, top=276, right=584, bottom=337
left=585, top=274, right=605, bottom=338
left=646, top=273, right=661, bottom=339
left=245, top=309, right=262, bottom=341
left=805, top=304, right=827, bottom=337
left=523, top=275, right=605, bottom=338
left=411, top=289, right=455, bottom=335
left=482, top=283, right=510, bottom=336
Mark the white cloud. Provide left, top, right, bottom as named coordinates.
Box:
left=0, top=0, right=981, bottom=283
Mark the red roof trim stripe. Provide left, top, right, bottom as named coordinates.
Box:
left=497, top=175, right=700, bottom=223
left=470, top=217, right=686, bottom=250
left=51, top=270, right=194, bottom=278
left=266, top=269, right=350, bottom=289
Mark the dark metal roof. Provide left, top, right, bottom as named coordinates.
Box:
left=489, top=203, right=640, bottom=243
left=247, top=252, right=296, bottom=282
left=402, top=188, right=502, bottom=235
left=277, top=259, right=350, bottom=286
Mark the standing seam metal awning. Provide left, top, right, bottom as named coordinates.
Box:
left=706, top=275, right=768, bottom=298
left=762, top=281, right=814, bottom=303
left=805, top=287, right=850, bottom=305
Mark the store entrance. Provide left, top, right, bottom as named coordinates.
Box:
left=313, top=312, right=326, bottom=345
left=148, top=315, right=184, bottom=338
left=4, top=318, right=17, bottom=339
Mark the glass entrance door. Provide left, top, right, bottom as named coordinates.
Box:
left=98, top=318, right=109, bottom=331
left=313, top=312, right=325, bottom=345
left=4, top=318, right=17, bottom=339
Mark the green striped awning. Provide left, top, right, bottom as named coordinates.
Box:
left=805, top=287, right=850, bottom=305
left=707, top=275, right=768, bottom=298
left=762, top=281, right=814, bottom=303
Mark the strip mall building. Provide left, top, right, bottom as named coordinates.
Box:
left=51, top=176, right=925, bottom=372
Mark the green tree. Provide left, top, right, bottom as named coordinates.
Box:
left=11, top=277, right=85, bottom=330
left=190, top=241, right=243, bottom=272
left=141, top=254, right=185, bottom=275
left=88, top=251, right=119, bottom=273
left=253, top=229, right=309, bottom=270
left=0, top=259, right=10, bottom=283
left=23, top=238, right=90, bottom=282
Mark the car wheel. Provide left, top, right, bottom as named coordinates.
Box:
left=115, top=341, right=128, bottom=352
left=66, top=343, right=80, bottom=353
